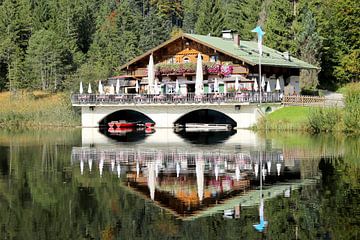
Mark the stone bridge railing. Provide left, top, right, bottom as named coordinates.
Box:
left=71, top=92, right=282, bottom=105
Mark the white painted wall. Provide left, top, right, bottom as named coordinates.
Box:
left=81, top=104, right=263, bottom=129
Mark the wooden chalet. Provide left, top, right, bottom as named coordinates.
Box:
left=117, top=30, right=317, bottom=95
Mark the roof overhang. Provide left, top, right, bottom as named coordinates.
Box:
left=119, top=33, right=257, bottom=71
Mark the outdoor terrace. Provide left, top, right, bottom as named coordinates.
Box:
left=71, top=92, right=282, bottom=106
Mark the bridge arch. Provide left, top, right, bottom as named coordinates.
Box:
left=173, top=108, right=237, bottom=128
left=98, top=109, right=155, bottom=127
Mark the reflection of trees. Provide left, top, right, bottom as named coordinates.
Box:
left=0, top=133, right=359, bottom=239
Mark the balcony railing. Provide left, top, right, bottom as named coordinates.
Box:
left=71, top=92, right=281, bottom=105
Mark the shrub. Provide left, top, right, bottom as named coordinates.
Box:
left=343, top=83, right=360, bottom=133
left=308, top=107, right=343, bottom=133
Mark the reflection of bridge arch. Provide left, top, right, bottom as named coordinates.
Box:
left=98, top=109, right=155, bottom=127
left=174, top=109, right=237, bottom=127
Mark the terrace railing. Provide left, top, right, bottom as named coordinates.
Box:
left=71, top=92, right=282, bottom=105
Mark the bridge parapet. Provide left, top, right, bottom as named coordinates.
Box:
left=71, top=92, right=281, bottom=106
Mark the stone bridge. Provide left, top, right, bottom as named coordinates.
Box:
left=71, top=93, right=282, bottom=128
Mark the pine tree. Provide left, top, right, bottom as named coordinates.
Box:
left=195, top=0, right=225, bottom=37
left=264, top=0, right=295, bottom=53
left=294, top=6, right=322, bottom=89
left=0, top=0, right=32, bottom=91
left=182, top=0, right=200, bottom=33
left=25, top=29, right=63, bottom=90
left=225, top=0, right=262, bottom=40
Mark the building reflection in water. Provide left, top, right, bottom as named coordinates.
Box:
left=72, top=146, right=308, bottom=219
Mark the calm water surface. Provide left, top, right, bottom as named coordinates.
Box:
left=0, top=128, right=359, bottom=239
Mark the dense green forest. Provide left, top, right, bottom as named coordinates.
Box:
left=0, top=0, right=358, bottom=92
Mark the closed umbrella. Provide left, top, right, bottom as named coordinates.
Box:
left=88, top=83, right=92, bottom=94
left=215, top=164, right=219, bottom=181
left=235, top=77, right=240, bottom=92
left=214, top=78, right=219, bottom=92
left=261, top=75, right=266, bottom=90
left=98, top=80, right=104, bottom=94
left=276, top=163, right=281, bottom=176
left=267, top=161, right=271, bottom=174
left=275, top=78, right=281, bottom=91
left=154, top=79, right=160, bottom=94
left=195, top=53, right=204, bottom=95
left=116, top=79, right=120, bottom=94
left=80, top=159, right=84, bottom=175
left=266, top=81, right=271, bottom=93
left=175, top=80, right=180, bottom=94
left=135, top=80, right=139, bottom=93
left=196, top=155, right=204, bottom=202
left=253, top=78, right=259, bottom=91
left=111, top=159, right=115, bottom=172
left=235, top=165, right=240, bottom=181
left=148, top=54, right=155, bottom=94
left=148, top=162, right=156, bottom=200
left=117, top=163, right=121, bottom=178
left=79, top=81, right=83, bottom=94
left=176, top=162, right=180, bottom=178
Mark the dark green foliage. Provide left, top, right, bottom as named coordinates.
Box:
left=308, top=107, right=343, bottom=133
left=195, top=0, right=225, bottom=36
left=264, top=0, right=295, bottom=52
left=225, top=0, right=262, bottom=40
left=0, top=0, right=358, bottom=92
left=343, top=83, right=360, bottom=132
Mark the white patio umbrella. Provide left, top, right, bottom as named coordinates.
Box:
left=235, top=76, right=240, bottom=92
left=276, top=163, right=281, bottom=176
left=215, top=164, right=219, bottom=181
left=266, top=81, right=271, bottom=93
left=136, top=161, right=140, bottom=178
left=98, top=80, right=104, bottom=94
left=175, top=79, right=180, bottom=94
left=148, top=54, right=155, bottom=94
left=135, top=80, right=139, bottom=93
left=109, top=84, right=115, bottom=94
left=196, top=155, right=204, bottom=202
left=148, top=162, right=156, bottom=200
left=267, top=161, right=272, bottom=174
left=176, top=162, right=180, bottom=178
left=111, top=159, right=115, bottom=172
left=195, top=53, right=204, bottom=95
left=261, top=75, right=266, bottom=90
left=253, top=79, right=259, bottom=91
left=254, top=163, right=259, bottom=178
left=99, top=157, right=104, bottom=177
left=80, top=159, right=84, bottom=175
left=214, top=78, right=219, bottom=92
left=79, top=81, right=83, bottom=94
left=275, top=78, right=281, bottom=91
left=117, top=163, right=121, bottom=178
left=154, top=79, right=160, bottom=94
left=88, top=82, right=92, bottom=94
left=235, top=165, right=240, bottom=181
left=88, top=158, right=92, bottom=172
left=116, top=79, right=120, bottom=94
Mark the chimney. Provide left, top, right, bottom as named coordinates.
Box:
left=233, top=33, right=240, bottom=47
left=222, top=30, right=234, bottom=40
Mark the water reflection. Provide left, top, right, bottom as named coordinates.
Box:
left=0, top=128, right=359, bottom=239
left=71, top=145, right=312, bottom=218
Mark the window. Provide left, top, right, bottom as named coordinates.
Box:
left=183, top=57, right=190, bottom=63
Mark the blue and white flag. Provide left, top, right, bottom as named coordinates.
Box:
left=251, top=26, right=265, bottom=55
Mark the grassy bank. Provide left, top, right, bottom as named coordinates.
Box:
left=0, top=91, right=80, bottom=127
left=256, top=83, right=360, bottom=133
left=256, top=106, right=311, bottom=131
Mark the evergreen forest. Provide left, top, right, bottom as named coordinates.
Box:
left=0, top=0, right=358, bottom=92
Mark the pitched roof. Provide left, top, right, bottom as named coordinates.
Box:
left=119, top=33, right=318, bottom=70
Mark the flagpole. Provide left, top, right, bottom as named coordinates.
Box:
left=259, top=54, right=262, bottom=105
